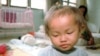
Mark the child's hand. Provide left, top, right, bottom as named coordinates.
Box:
left=87, top=38, right=95, bottom=46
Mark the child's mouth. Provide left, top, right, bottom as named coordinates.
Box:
left=60, top=44, right=69, bottom=48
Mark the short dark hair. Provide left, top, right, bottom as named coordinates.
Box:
left=79, top=5, right=87, bottom=17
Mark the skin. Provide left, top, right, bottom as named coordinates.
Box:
left=79, top=8, right=85, bottom=16
left=48, top=15, right=81, bottom=51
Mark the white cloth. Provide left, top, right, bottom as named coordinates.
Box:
left=21, top=34, right=36, bottom=46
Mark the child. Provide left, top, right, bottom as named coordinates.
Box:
left=38, top=5, right=88, bottom=56
left=79, top=5, right=95, bottom=46
left=10, top=32, right=36, bottom=46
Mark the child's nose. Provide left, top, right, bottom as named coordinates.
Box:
left=60, top=35, right=67, bottom=42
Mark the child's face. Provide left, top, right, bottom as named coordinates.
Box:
left=79, top=8, right=85, bottom=15
left=48, top=15, right=80, bottom=51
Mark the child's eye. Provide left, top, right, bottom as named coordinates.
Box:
left=52, top=34, right=59, bottom=37
left=66, top=32, right=73, bottom=34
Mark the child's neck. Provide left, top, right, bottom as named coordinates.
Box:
left=52, top=45, right=76, bottom=54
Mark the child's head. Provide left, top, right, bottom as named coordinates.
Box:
left=44, top=5, right=86, bottom=51
left=79, top=5, right=87, bottom=17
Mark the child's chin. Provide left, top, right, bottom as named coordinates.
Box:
left=59, top=47, right=72, bottom=51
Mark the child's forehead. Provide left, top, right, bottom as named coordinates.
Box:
left=48, top=14, right=79, bottom=29
left=48, top=15, right=77, bottom=26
